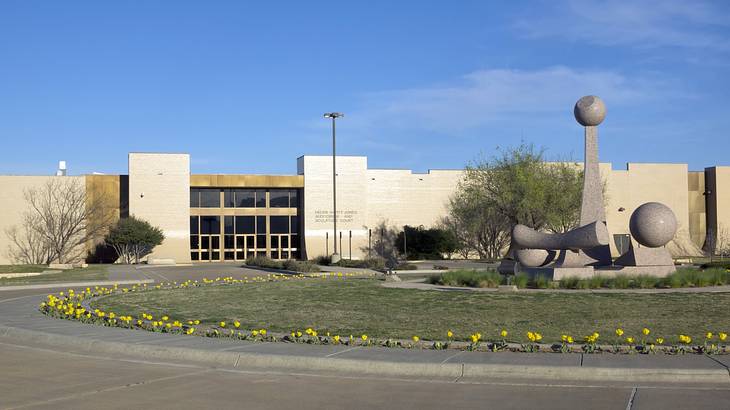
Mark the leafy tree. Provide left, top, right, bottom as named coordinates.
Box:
left=105, top=216, right=164, bottom=264
left=397, top=226, right=458, bottom=259
left=444, top=143, right=583, bottom=259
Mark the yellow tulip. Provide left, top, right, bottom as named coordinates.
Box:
left=720, top=332, right=727, bottom=341
left=500, top=329, right=508, bottom=338
left=615, top=328, right=624, bottom=337
left=447, top=330, right=453, bottom=338
left=234, top=321, right=240, bottom=328
left=412, top=336, right=420, bottom=342
left=220, top=321, right=226, bottom=328
left=656, top=337, right=664, bottom=344
left=642, top=328, right=650, bottom=336
left=706, top=332, right=713, bottom=339
left=361, top=334, right=368, bottom=341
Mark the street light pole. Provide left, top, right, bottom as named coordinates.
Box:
left=324, top=112, right=344, bottom=263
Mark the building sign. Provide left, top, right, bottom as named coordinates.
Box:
left=314, top=209, right=358, bottom=224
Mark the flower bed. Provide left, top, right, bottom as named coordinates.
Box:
left=38, top=273, right=730, bottom=355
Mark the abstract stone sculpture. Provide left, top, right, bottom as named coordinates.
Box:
left=499, top=95, right=677, bottom=279
left=629, top=202, right=678, bottom=248
left=614, top=202, right=677, bottom=267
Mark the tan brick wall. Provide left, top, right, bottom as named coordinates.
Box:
left=128, top=153, right=191, bottom=263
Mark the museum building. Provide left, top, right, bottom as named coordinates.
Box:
left=0, top=152, right=728, bottom=265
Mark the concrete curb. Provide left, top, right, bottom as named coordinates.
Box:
left=1, top=323, right=728, bottom=384
left=0, top=279, right=155, bottom=291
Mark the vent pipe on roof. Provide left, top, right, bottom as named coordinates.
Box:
left=56, top=161, right=67, bottom=176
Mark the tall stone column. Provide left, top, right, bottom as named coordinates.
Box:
left=558, top=96, right=612, bottom=266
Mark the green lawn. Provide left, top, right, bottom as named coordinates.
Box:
left=0, top=265, right=109, bottom=286
left=0, top=264, right=48, bottom=274
left=91, top=278, right=730, bottom=344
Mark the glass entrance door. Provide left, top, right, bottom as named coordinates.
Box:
left=199, top=235, right=220, bottom=261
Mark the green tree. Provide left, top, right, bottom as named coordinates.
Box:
left=105, top=216, right=164, bottom=264
left=444, top=143, right=583, bottom=259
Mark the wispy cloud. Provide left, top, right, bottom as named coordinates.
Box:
left=515, top=0, right=730, bottom=51
left=347, top=66, right=677, bottom=135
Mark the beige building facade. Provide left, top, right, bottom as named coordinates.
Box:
left=0, top=152, right=725, bottom=265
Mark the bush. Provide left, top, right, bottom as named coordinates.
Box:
left=429, top=269, right=501, bottom=288
left=335, top=258, right=386, bottom=271
left=282, top=259, right=320, bottom=273
left=433, top=265, right=450, bottom=270
left=395, top=263, right=418, bottom=271
left=512, top=273, right=529, bottom=288
left=312, top=255, right=332, bottom=265
left=533, top=274, right=551, bottom=289
left=245, top=256, right=283, bottom=270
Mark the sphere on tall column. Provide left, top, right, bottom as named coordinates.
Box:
left=629, top=202, right=677, bottom=248
left=574, top=95, right=606, bottom=126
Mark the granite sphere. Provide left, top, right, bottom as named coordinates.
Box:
left=515, top=249, right=555, bottom=268
left=574, top=95, right=606, bottom=126
left=629, top=202, right=677, bottom=248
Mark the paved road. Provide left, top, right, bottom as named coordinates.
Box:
left=2, top=278, right=730, bottom=409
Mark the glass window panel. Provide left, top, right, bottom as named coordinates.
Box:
left=290, top=216, right=299, bottom=234
left=190, top=216, right=199, bottom=234
left=224, top=235, right=234, bottom=249
left=281, top=236, right=288, bottom=248
left=236, top=251, right=245, bottom=260
left=236, top=189, right=255, bottom=208
left=269, top=190, right=289, bottom=208
left=255, top=190, right=266, bottom=208
left=256, top=216, right=267, bottom=234
left=212, top=236, right=220, bottom=249
left=270, top=216, right=288, bottom=234
left=281, top=250, right=289, bottom=260
left=201, top=236, right=210, bottom=249
left=201, top=251, right=209, bottom=260
left=290, top=190, right=299, bottom=208
left=191, top=252, right=199, bottom=261
left=224, top=216, right=234, bottom=234
left=212, top=252, right=220, bottom=260
left=235, top=216, right=255, bottom=234
left=257, top=251, right=267, bottom=258
left=190, top=236, right=199, bottom=249
left=224, top=251, right=234, bottom=260
left=291, top=249, right=300, bottom=260
left=271, top=236, right=279, bottom=248
left=290, top=234, right=298, bottom=249
left=236, top=236, right=245, bottom=250
left=224, top=189, right=235, bottom=208
left=190, top=189, right=200, bottom=207
left=199, top=189, right=220, bottom=208
left=257, top=235, right=266, bottom=249
left=201, top=216, right=220, bottom=234
left=246, top=236, right=255, bottom=250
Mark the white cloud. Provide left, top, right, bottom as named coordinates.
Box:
left=348, top=66, right=674, bottom=134
left=516, top=0, right=730, bottom=51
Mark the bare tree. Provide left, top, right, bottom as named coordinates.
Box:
left=6, top=178, right=115, bottom=264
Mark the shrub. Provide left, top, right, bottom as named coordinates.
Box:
left=395, top=263, right=418, bottom=271
left=245, top=256, right=283, bottom=270
left=532, top=275, right=551, bottom=289
left=282, top=259, right=320, bottom=273
left=429, top=269, right=501, bottom=288
left=512, top=273, right=529, bottom=288
left=312, top=255, right=332, bottom=265
left=335, top=258, right=386, bottom=271
left=558, top=276, right=580, bottom=289
left=433, top=265, right=450, bottom=270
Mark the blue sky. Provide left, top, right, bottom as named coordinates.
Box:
left=1, top=0, right=729, bottom=175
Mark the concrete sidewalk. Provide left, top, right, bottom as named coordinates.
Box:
left=1, top=291, right=729, bottom=385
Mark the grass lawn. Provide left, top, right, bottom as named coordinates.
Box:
left=0, top=265, right=109, bottom=286
left=0, top=265, right=48, bottom=274
left=92, top=278, right=730, bottom=344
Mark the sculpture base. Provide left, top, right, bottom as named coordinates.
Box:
left=522, top=264, right=676, bottom=280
